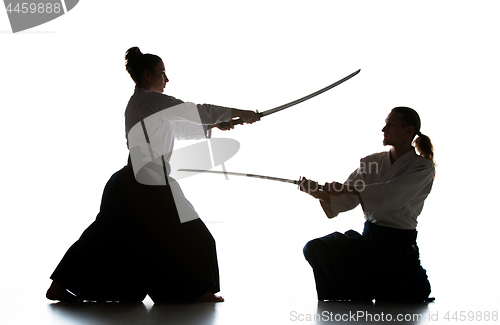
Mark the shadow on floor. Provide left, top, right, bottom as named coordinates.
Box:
left=47, top=297, right=435, bottom=324
left=314, top=300, right=431, bottom=324
left=48, top=301, right=219, bottom=325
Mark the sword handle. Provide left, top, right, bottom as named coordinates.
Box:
left=228, top=119, right=245, bottom=126
left=218, top=111, right=263, bottom=128
left=297, top=176, right=327, bottom=191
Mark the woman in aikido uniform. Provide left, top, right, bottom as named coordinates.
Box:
left=300, top=107, right=435, bottom=302
left=46, top=47, right=259, bottom=303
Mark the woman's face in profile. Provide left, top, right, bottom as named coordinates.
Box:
left=149, top=60, right=169, bottom=93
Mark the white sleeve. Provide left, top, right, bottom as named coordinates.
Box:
left=172, top=122, right=211, bottom=140
left=159, top=102, right=231, bottom=125
left=197, top=104, right=232, bottom=125
left=359, top=160, right=435, bottom=211
left=160, top=102, right=205, bottom=123
left=147, top=92, right=231, bottom=125
left=322, top=169, right=362, bottom=218
left=154, top=102, right=228, bottom=140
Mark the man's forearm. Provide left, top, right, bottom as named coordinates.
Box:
left=320, top=200, right=335, bottom=219
left=342, top=184, right=360, bottom=197
left=310, top=189, right=331, bottom=203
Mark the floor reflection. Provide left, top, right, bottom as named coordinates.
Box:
left=48, top=301, right=219, bottom=325
left=147, top=303, right=218, bottom=325
left=314, top=300, right=431, bottom=324
left=44, top=291, right=499, bottom=325
left=48, top=302, right=148, bottom=325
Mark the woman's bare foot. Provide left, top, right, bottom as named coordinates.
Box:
left=46, top=281, right=79, bottom=302
left=194, top=291, right=224, bottom=303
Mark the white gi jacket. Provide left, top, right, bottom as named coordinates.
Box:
left=125, top=88, right=232, bottom=223
left=322, top=150, right=435, bottom=230
left=125, top=88, right=231, bottom=150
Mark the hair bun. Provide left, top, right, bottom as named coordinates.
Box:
left=125, top=47, right=162, bottom=84
left=125, top=46, right=143, bottom=63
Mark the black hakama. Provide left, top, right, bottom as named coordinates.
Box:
left=303, top=221, right=431, bottom=302
left=50, top=163, right=220, bottom=303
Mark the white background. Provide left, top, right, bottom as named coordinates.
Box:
left=1, top=0, right=499, bottom=319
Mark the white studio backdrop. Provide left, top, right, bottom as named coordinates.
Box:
left=1, top=0, right=499, bottom=309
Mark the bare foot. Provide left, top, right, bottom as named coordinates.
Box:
left=46, top=281, right=79, bottom=302
left=194, top=291, right=224, bottom=303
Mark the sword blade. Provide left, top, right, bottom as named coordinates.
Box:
left=260, top=69, right=361, bottom=117
left=179, top=168, right=299, bottom=185
left=178, top=169, right=325, bottom=190
left=227, top=69, right=360, bottom=126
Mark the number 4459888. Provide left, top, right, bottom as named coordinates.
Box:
left=444, top=311, right=498, bottom=322
left=5, top=3, right=62, bottom=14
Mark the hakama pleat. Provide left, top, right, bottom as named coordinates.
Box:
left=50, top=163, right=220, bottom=303
left=303, top=221, right=431, bottom=302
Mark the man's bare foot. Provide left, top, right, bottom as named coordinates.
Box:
left=46, top=281, right=79, bottom=302
left=194, top=291, right=224, bottom=303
